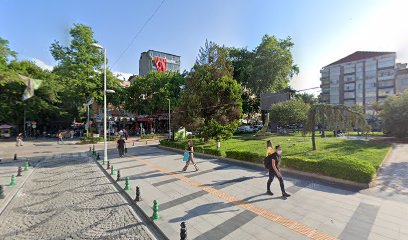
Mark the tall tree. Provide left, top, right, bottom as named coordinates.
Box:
left=175, top=42, right=242, bottom=141
left=0, top=37, right=17, bottom=70
left=50, top=23, right=121, bottom=119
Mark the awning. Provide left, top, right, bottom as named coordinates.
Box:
left=0, top=124, right=15, bottom=129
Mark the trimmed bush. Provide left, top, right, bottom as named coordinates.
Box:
left=141, top=134, right=160, bottom=139
left=282, top=156, right=321, bottom=173
left=202, top=148, right=222, bottom=156
left=225, top=151, right=263, bottom=163
left=319, top=157, right=375, bottom=183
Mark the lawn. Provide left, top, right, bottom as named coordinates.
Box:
left=193, top=133, right=389, bottom=169
left=162, top=133, right=391, bottom=183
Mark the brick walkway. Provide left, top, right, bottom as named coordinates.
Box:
left=99, top=143, right=408, bottom=240
left=0, top=151, right=154, bottom=240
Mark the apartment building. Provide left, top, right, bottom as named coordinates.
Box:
left=320, top=51, right=408, bottom=114
left=139, top=50, right=180, bottom=76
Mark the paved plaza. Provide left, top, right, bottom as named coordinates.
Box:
left=1, top=139, right=408, bottom=239
left=0, top=140, right=155, bottom=240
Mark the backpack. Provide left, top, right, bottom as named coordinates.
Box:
left=263, top=155, right=272, bottom=169
left=183, top=151, right=189, bottom=161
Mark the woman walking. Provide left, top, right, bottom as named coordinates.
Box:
left=16, top=133, right=23, bottom=146
left=182, top=140, right=199, bottom=171
left=266, top=145, right=291, bottom=197
left=117, top=136, right=126, bottom=158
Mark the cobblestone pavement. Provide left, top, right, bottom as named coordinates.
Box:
left=0, top=151, right=154, bottom=240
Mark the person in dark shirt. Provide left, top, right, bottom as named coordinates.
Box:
left=117, top=136, right=126, bottom=158
left=266, top=145, right=290, bottom=197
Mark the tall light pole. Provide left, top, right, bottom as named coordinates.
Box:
left=167, top=98, right=171, bottom=139
left=91, top=43, right=107, bottom=165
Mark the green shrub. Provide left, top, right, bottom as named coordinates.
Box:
left=141, top=134, right=159, bottom=139
left=282, top=156, right=321, bottom=173
left=203, top=148, right=222, bottom=156
left=225, top=151, right=263, bottom=162
left=319, top=157, right=375, bottom=183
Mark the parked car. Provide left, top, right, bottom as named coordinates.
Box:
left=237, top=126, right=256, bottom=133
left=186, top=131, right=193, bottom=136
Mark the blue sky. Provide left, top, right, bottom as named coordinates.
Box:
left=1, top=0, right=407, bottom=95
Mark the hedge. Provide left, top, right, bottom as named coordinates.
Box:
left=225, top=151, right=264, bottom=163
left=160, top=141, right=376, bottom=183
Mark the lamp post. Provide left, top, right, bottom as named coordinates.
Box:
left=167, top=98, right=171, bottom=139
left=91, top=43, right=107, bottom=165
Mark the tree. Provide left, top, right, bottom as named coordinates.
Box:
left=175, top=42, right=242, bottom=141
left=0, top=37, right=17, bottom=70
left=50, top=23, right=122, bottom=119
left=125, top=72, right=186, bottom=115
left=295, top=92, right=317, bottom=105
left=376, top=90, right=408, bottom=137
left=305, top=104, right=370, bottom=150
left=269, top=99, right=310, bottom=127
left=250, top=35, right=299, bottom=95
left=228, top=35, right=299, bottom=116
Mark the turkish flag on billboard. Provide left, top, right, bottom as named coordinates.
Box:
left=153, top=56, right=167, bottom=72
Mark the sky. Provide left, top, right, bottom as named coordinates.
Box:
left=1, top=0, right=408, bottom=95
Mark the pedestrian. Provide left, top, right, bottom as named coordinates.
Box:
left=70, top=129, right=74, bottom=139
left=57, top=132, right=64, bottom=144
left=124, top=129, right=128, bottom=140
left=117, top=135, right=126, bottom=158
left=266, top=145, right=290, bottom=197
left=182, top=140, right=199, bottom=171
left=16, top=133, right=23, bottom=146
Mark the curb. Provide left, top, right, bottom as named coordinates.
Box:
left=157, top=145, right=371, bottom=190
left=0, top=158, right=42, bottom=216
left=91, top=154, right=169, bottom=240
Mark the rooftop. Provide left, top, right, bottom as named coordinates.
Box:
left=326, top=51, right=395, bottom=67
left=144, top=50, right=180, bottom=57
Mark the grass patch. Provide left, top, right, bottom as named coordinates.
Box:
left=161, top=133, right=390, bottom=183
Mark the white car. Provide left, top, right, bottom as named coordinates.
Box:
left=237, top=126, right=256, bottom=133
left=186, top=131, right=193, bottom=136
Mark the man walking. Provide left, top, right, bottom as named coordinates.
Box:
left=16, top=133, right=23, bottom=146
left=266, top=145, right=290, bottom=197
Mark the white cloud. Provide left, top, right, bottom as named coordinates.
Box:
left=32, top=58, right=54, bottom=71
left=113, top=71, right=134, bottom=81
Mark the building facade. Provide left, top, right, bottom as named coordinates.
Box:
left=320, top=51, right=408, bottom=114
left=139, top=50, right=180, bottom=76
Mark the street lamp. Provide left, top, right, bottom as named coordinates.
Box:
left=91, top=43, right=108, bottom=165
left=167, top=98, right=171, bottom=139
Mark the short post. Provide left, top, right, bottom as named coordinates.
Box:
left=0, top=185, right=5, bottom=199
left=107, top=161, right=110, bottom=170
left=135, top=186, right=141, bottom=202
left=151, top=200, right=160, bottom=220
left=24, top=161, right=29, bottom=171
left=124, top=176, right=130, bottom=191
left=180, top=222, right=187, bottom=240
left=92, top=145, right=95, bottom=152
left=146, top=140, right=147, bottom=145
left=133, top=142, right=134, bottom=146
left=96, top=153, right=100, bottom=160
left=17, top=166, right=23, bottom=177
left=89, top=146, right=92, bottom=152
left=14, top=154, right=17, bottom=160
left=116, top=170, right=121, bottom=181
left=110, top=166, right=115, bottom=176
left=10, top=175, right=16, bottom=187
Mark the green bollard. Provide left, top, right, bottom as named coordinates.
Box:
left=110, top=166, right=116, bottom=176
left=124, top=176, right=130, bottom=191
left=0, top=185, right=5, bottom=199
left=89, top=146, right=92, bottom=152
left=102, top=157, right=105, bottom=165
left=10, top=175, right=16, bottom=187
left=151, top=200, right=160, bottom=220
left=24, top=161, right=29, bottom=171
left=92, top=145, right=95, bottom=152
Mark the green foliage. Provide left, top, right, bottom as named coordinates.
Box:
left=125, top=72, right=185, bottom=115
left=225, top=151, right=263, bottom=163
left=140, top=134, right=161, bottom=139
left=50, top=23, right=122, bottom=116
left=295, top=93, right=317, bottom=105
left=0, top=37, right=17, bottom=69
left=305, top=104, right=370, bottom=150
left=376, top=90, right=408, bottom=138
left=175, top=41, right=242, bottom=141
left=269, top=99, right=310, bottom=127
